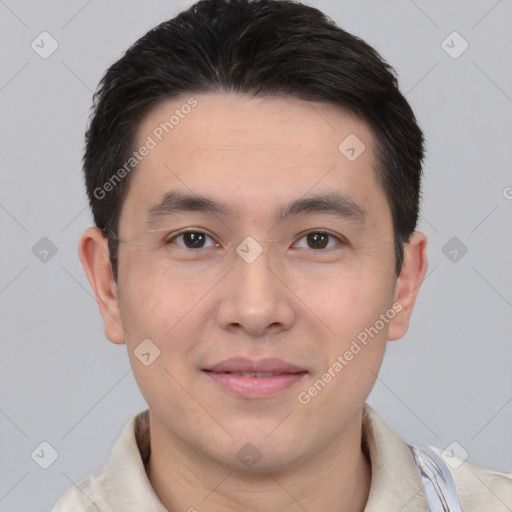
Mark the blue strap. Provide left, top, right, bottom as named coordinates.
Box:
left=408, top=444, right=464, bottom=512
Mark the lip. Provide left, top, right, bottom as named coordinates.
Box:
left=203, top=371, right=307, bottom=398
left=203, top=357, right=306, bottom=374
left=202, top=357, right=308, bottom=398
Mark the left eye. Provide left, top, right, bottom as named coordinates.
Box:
left=294, top=231, right=342, bottom=250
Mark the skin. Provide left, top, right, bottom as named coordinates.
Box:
left=79, top=93, right=428, bottom=512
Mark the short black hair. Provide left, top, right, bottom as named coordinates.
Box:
left=83, top=0, right=425, bottom=280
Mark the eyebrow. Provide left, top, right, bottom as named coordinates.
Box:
left=144, top=190, right=366, bottom=228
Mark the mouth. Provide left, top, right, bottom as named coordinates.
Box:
left=201, top=358, right=308, bottom=398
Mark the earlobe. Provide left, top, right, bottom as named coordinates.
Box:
left=387, top=232, right=428, bottom=341
left=78, top=227, right=126, bottom=345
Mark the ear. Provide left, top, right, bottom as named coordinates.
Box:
left=387, top=231, right=428, bottom=341
left=78, top=227, right=126, bottom=344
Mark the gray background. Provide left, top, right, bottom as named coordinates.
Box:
left=1, top=0, right=511, bottom=510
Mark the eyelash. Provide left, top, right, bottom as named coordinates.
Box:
left=164, top=230, right=346, bottom=250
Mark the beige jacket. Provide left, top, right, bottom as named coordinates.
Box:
left=51, top=403, right=512, bottom=511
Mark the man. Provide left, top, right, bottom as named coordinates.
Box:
left=52, top=0, right=512, bottom=510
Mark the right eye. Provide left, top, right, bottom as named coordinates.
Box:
left=165, top=230, right=219, bottom=250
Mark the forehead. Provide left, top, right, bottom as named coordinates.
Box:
left=120, top=93, right=387, bottom=231
left=137, top=93, right=374, bottom=159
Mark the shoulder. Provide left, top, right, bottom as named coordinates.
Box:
left=51, top=410, right=149, bottom=512
left=51, top=465, right=111, bottom=511
left=428, top=445, right=512, bottom=511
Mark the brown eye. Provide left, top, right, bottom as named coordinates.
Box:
left=182, top=232, right=206, bottom=248
left=306, top=232, right=329, bottom=249
left=168, top=231, right=216, bottom=249
left=294, top=231, right=343, bottom=250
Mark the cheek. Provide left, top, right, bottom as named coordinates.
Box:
left=118, top=258, right=199, bottom=336
left=118, top=264, right=215, bottom=378
left=119, top=268, right=207, bottom=408
left=119, top=249, right=233, bottom=325
left=304, top=267, right=395, bottom=332
left=301, top=279, right=392, bottom=410
left=305, top=270, right=394, bottom=385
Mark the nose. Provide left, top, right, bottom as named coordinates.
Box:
left=215, top=241, right=296, bottom=338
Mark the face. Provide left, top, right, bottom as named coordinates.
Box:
left=81, top=93, right=426, bottom=472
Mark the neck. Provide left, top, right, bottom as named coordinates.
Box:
left=145, top=410, right=372, bottom=512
